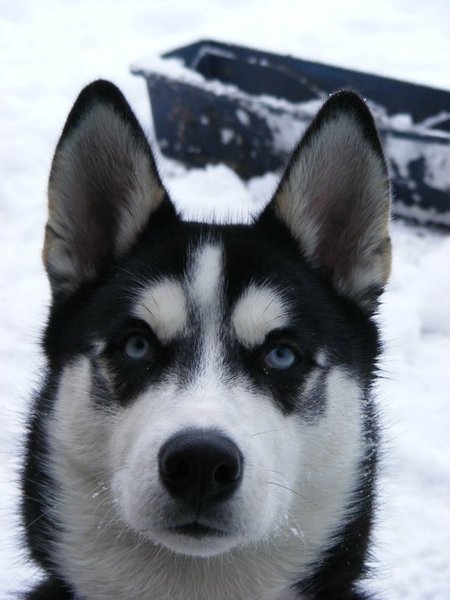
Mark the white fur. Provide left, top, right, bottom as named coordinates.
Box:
left=186, top=242, right=225, bottom=380
left=188, top=243, right=223, bottom=311
left=232, top=284, right=290, bottom=348
left=134, top=279, right=188, bottom=342
left=293, top=368, right=365, bottom=553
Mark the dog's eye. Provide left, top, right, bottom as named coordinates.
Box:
left=264, top=345, right=298, bottom=370
left=122, top=334, right=153, bottom=362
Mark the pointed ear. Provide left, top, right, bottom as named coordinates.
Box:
left=44, top=80, right=174, bottom=301
left=265, top=90, right=391, bottom=312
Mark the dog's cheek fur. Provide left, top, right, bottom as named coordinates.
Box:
left=48, top=358, right=113, bottom=479
left=292, top=368, right=366, bottom=553
left=44, top=358, right=118, bottom=584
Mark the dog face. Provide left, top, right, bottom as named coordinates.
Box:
left=39, top=81, right=390, bottom=594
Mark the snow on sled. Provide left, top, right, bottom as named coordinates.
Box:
left=132, top=40, right=450, bottom=229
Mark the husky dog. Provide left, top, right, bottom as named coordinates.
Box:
left=21, top=81, right=391, bottom=600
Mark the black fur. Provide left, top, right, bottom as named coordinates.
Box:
left=21, top=578, right=73, bottom=600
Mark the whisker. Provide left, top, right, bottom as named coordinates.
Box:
left=249, top=429, right=279, bottom=438
left=23, top=504, right=56, bottom=530
left=265, top=481, right=307, bottom=501
left=268, top=468, right=284, bottom=477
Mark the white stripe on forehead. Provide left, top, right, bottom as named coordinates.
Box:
left=188, top=243, right=223, bottom=310
left=134, top=280, right=187, bottom=343
left=187, top=242, right=224, bottom=379
left=232, top=284, right=290, bottom=349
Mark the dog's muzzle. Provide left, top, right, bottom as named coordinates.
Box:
left=158, top=429, right=244, bottom=511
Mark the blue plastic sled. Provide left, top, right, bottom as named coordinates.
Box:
left=132, top=40, right=450, bottom=228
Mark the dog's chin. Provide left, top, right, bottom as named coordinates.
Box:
left=143, top=523, right=242, bottom=557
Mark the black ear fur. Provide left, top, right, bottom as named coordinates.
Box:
left=279, top=90, right=386, bottom=187
left=52, top=80, right=155, bottom=165
left=44, top=80, right=175, bottom=301
left=262, top=90, right=391, bottom=311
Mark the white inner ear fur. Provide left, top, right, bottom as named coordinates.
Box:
left=275, top=112, right=391, bottom=307
left=46, top=103, right=164, bottom=294
left=232, top=284, right=290, bottom=348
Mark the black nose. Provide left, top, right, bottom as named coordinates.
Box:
left=158, top=430, right=243, bottom=509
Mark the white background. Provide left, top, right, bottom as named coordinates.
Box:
left=0, top=1, right=449, bottom=598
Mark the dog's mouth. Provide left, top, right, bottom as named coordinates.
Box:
left=167, top=522, right=226, bottom=538
left=142, top=519, right=241, bottom=557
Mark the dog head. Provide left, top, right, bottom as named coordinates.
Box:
left=43, top=81, right=390, bottom=563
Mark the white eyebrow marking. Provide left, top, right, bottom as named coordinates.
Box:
left=134, top=279, right=188, bottom=342
left=231, top=284, right=290, bottom=348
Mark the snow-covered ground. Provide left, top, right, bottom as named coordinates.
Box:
left=0, top=1, right=449, bottom=598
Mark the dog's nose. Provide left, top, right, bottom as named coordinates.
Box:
left=158, top=430, right=243, bottom=508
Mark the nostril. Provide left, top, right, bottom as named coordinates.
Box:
left=162, top=457, right=191, bottom=484
left=214, top=462, right=241, bottom=485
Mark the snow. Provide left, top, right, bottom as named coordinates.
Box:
left=386, top=136, right=450, bottom=193
left=0, top=1, right=449, bottom=598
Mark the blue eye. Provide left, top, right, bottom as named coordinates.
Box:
left=264, top=345, right=298, bottom=370
left=122, top=334, right=153, bottom=362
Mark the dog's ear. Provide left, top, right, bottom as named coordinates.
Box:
left=44, top=80, right=174, bottom=301
left=262, top=91, right=391, bottom=312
